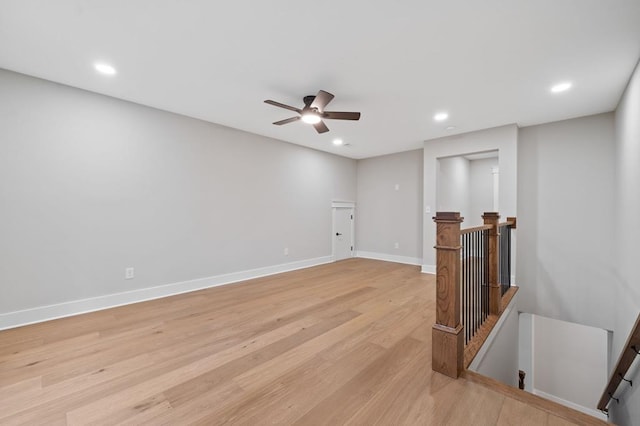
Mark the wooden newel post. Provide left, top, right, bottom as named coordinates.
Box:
left=432, top=212, right=464, bottom=378
left=483, top=212, right=501, bottom=315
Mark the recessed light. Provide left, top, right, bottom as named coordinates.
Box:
left=551, top=82, right=572, bottom=93
left=94, top=62, right=117, bottom=76
left=333, top=138, right=344, bottom=146
left=446, top=126, right=456, bottom=131
left=301, top=113, right=321, bottom=124
left=434, top=112, right=449, bottom=122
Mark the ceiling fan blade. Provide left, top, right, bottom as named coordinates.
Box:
left=323, top=111, right=361, bottom=121
left=273, top=116, right=300, bottom=125
left=310, top=90, right=334, bottom=111
left=313, top=120, right=330, bottom=134
left=264, top=100, right=302, bottom=113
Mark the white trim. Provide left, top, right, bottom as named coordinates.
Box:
left=331, top=200, right=355, bottom=208
left=356, top=251, right=422, bottom=266
left=0, top=256, right=332, bottom=331
left=421, top=264, right=436, bottom=274
left=531, top=389, right=607, bottom=421
left=469, top=292, right=518, bottom=370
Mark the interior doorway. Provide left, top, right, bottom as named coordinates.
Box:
left=436, top=150, right=499, bottom=227
left=332, top=201, right=354, bottom=261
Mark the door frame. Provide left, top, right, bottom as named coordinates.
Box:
left=331, top=201, right=355, bottom=262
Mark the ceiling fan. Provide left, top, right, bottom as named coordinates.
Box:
left=264, top=90, right=361, bottom=134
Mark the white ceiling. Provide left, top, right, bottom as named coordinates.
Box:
left=1, top=1, right=639, bottom=159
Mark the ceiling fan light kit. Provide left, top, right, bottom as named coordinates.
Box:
left=264, top=90, right=361, bottom=134
left=301, top=113, right=321, bottom=124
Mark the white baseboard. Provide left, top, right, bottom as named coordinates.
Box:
left=421, top=264, right=436, bottom=274
left=354, top=251, right=434, bottom=274
left=0, top=256, right=333, bottom=331
left=532, top=389, right=607, bottom=420
left=356, top=251, right=422, bottom=266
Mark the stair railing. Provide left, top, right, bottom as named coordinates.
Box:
left=432, top=211, right=517, bottom=378
left=597, top=312, right=640, bottom=414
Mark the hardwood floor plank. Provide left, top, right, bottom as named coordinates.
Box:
left=0, top=332, right=101, bottom=387
left=232, top=301, right=403, bottom=393
left=68, top=392, right=172, bottom=426
left=0, top=376, right=42, bottom=407
left=63, top=313, right=344, bottom=424
left=140, top=381, right=245, bottom=425
left=162, top=310, right=358, bottom=408
left=0, top=336, right=44, bottom=357
left=548, top=415, right=582, bottom=426
left=293, top=336, right=427, bottom=425
left=497, top=398, right=550, bottom=426
left=402, top=373, right=468, bottom=425
left=341, top=338, right=433, bottom=425
left=199, top=341, right=388, bottom=425
left=444, top=382, right=505, bottom=425
left=0, top=259, right=603, bottom=425
left=0, top=354, right=152, bottom=418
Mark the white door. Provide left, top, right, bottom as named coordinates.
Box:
left=333, top=207, right=354, bottom=261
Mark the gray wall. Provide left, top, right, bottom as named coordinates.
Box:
left=531, top=315, right=608, bottom=418
left=0, top=69, right=356, bottom=315
left=436, top=156, right=470, bottom=220
left=355, top=149, right=423, bottom=262
left=469, top=294, right=519, bottom=388
left=469, top=157, right=498, bottom=227
left=436, top=155, right=498, bottom=228
left=517, top=113, right=616, bottom=330
left=611, top=60, right=640, bottom=426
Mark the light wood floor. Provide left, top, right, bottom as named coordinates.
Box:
left=0, top=258, right=587, bottom=425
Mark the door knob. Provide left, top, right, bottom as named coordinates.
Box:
left=336, top=232, right=342, bottom=236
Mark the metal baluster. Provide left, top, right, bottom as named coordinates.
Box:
left=468, top=232, right=471, bottom=343
left=499, top=227, right=503, bottom=295
left=472, top=231, right=475, bottom=338
left=507, top=226, right=511, bottom=288
left=498, top=227, right=502, bottom=295
left=463, top=232, right=467, bottom=344
left=463, top=233, right=467, bottom=344
left=483, top=230, right=486, bottom=321
left=478, top=231, right=481, bottom=330
left=468, top=232, right=472, bottom=343
left=484, top=229, right=488, bottom=321
left=469, top=232, right=472, bottom=342
left=473, top=231, right=477, bottom=338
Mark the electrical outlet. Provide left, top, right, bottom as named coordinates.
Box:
left=394, top=183, right=400, bottom=191
left=125, top=267, right=135, bottom=280
left=284, top=247, right=289, bottom=256
left=394, top=242, right=399, bottom=249
left=425, top=205, right=431, bottom=213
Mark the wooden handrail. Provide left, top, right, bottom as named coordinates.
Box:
left=461, top=224, right=492, bottom=235
left=499, top=217, right=517, bottom=228
left=597, top=312, right=640, bottom=411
